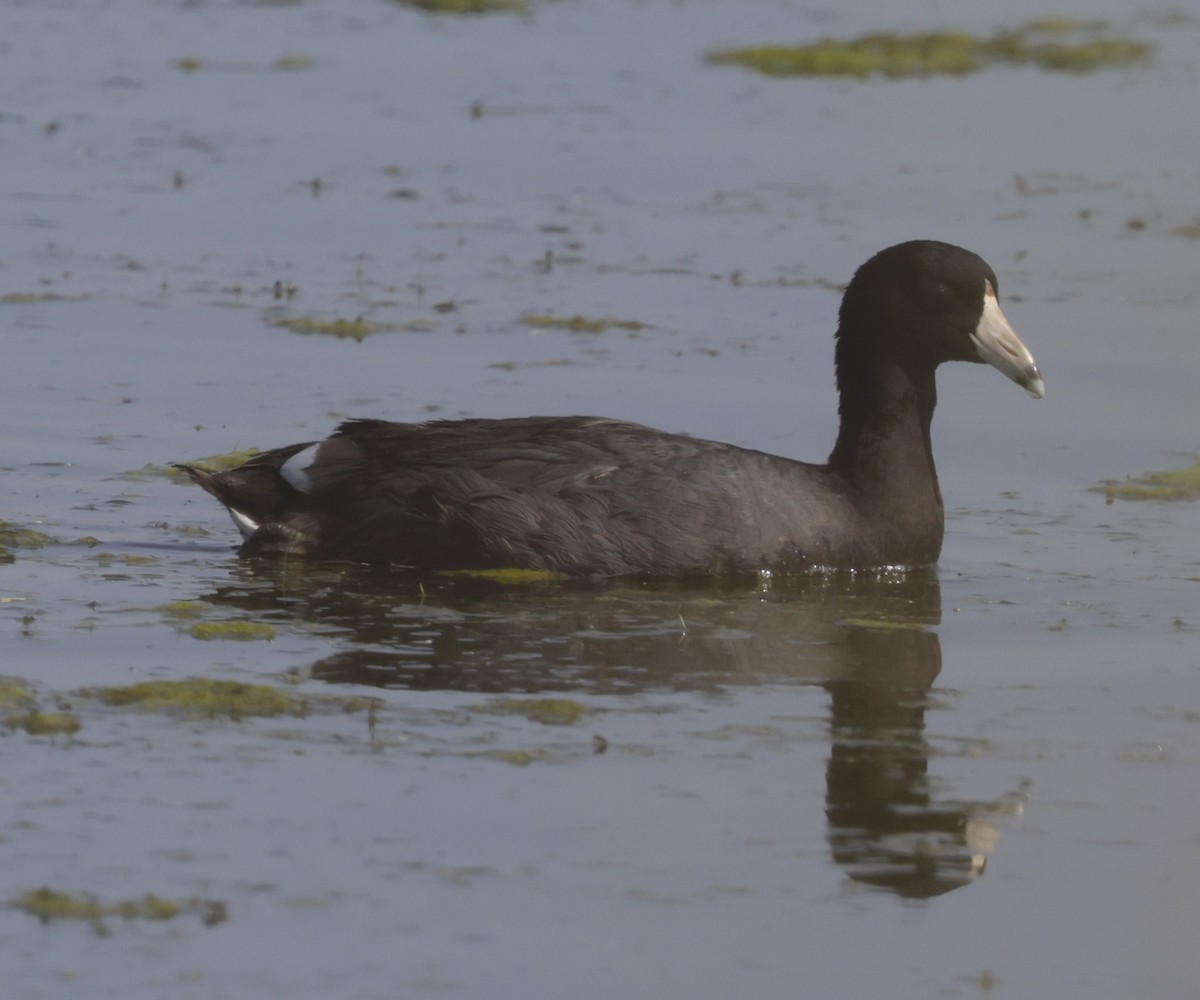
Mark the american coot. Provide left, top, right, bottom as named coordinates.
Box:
left=180, top=241, right=1043, bottom=576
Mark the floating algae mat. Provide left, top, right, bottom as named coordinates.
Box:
left=267, top=314, right=435, bottom=341
left=6, top=709, right=81, bottom=736
left=13, top=887, right=226, bottom=931
left=83, top=678, right=305, bottom=719
left=126, top=448, right=262, bottom=483
left=1, top=677, right=82, bottom=736
left=1097, top=458, right=1200, bottom=502
left=0, top=677, right=36, bottom=712
left=175, top=448, right=262, bottom=474
left=708, top=20, right=1151, bottom=79
left=0, top=519, right=55, bottom=562
left=186, top=620, right=277, bottom=641
left=270, top=315, right=394, bottom=341
left=466, top=697, right=589, bottom=726
left=434, top=567, right=565, bottom=584
left=521, top=314, right=649, bottom=335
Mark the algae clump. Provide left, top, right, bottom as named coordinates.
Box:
left=157, top=600, right=208, bottom=620
left=0, top=519, right=55, bottom=563
left=13, top=887, right=226, bottom=931
left=468, top=697, right=588, bottom=726
left=522, top=314, right=648, bottom=334
left=14, top=888, right=110, bottom=923
left=0, top=679, right=81, bottom=736
left=710, top=32, right=985, bottom=78
left=0, top=677, right=36, bottom=711
left=708, top=21, right=1151, bottom=79
left=1171, top=219, right=1200, bottom=240
left=473, top=748, right=542, bottom=766
left=182, top=448, right=262, bottom=473
left=85, top=678, right=304, bottom=719
left=1098, top=459, right=1200, bottom=502
left=0, top=291, right=73, bottom=304
left=272, top=316, right=392, bottom=342
left=272, top=53, right=315, bottom=71
left=1030, top=38, right=1150, bottom=72
left=0, top=519, right=55, bottom=551
left=131, top=449, right=261, bottom=482
left=435, top=567, right=564, bottom=584
left=187, top=620, right=277, bottom=642
left=7, top=710, right=81, bottom=736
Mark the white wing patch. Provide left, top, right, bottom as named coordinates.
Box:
left=280, top=443, right=321, bottom=494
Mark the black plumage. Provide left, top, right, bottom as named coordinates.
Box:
left=179, top=241, right=1044, bottom=576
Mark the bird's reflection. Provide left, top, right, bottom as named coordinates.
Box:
left=197, top=561, right=1026, bottom=898
left=824, top=627, right=1028, bottom=898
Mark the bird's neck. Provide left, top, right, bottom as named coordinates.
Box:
left=828, top=361, right=942, bottom=506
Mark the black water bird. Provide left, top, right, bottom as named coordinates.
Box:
left=179, top=241, right=1044, bottom=576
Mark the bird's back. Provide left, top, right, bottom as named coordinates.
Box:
left=182, top=416, right=871, bottom=576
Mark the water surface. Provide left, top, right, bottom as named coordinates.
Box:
left=3, top=1, right=1199, bottom=998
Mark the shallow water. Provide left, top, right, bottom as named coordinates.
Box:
left=3, top=1, right=1200, bottom=998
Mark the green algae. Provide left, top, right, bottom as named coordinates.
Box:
left=1032, top=38, right=1150, bottom=72
left=468, top=697, right=588, bottom=726
left=15, top=888, right=120, bottom=923
left=13, top=887, right=227, bottom=931
left=0, top=291, right=75, bottom=305
left=1097, top=458, right=1200, bottom=502
left=1170, top=219, right=1200, bottom=239
left=131, top=449, right=261, bottom=482
left=1022, top=16, right=1108, bottom=33
left=435, top=567, right=564, bottom=584
left=187, top=620, right=277, bottom=642
left=156, top=600, right=208, bottom=620
left=399, top=0, right=527, bottom=13
left=90, top=549, right=166, bottom=566
left=470, top=748, right=542, bottom=766
left=0, top=519, right=55, bottom=563
left=521, top=313, right=648, bottom=334
left=271, top=315, right=394, bottom=341
left=6, top=710, right=81, bottom=736
left=1, top=679, right=80, bottom=737
left=184, top=448, right=262, bottom=472
left=84, top=678, right=305, bottom=719
left=0, top=677, right=36, bottom=711
left=116, top=553, right=158, bottom=566
left=707, top=21, right=1151, bottom=79
left=272, top=53, right=315, bottom=71
left=89, top=551, right=164, bottom=569
left=710, top=32, right=982, bottom=78
left=0, top=520, right=55, bottom=550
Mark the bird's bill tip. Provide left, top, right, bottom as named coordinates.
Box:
left=971, top=287, right=1044, bottom=399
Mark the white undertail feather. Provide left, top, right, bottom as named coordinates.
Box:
left=228, top=508, right=260, bottom=540
left=280, top=443, right=320, bottom=494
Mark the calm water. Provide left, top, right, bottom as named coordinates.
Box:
left=3, top=1, right=1199, bottom=998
